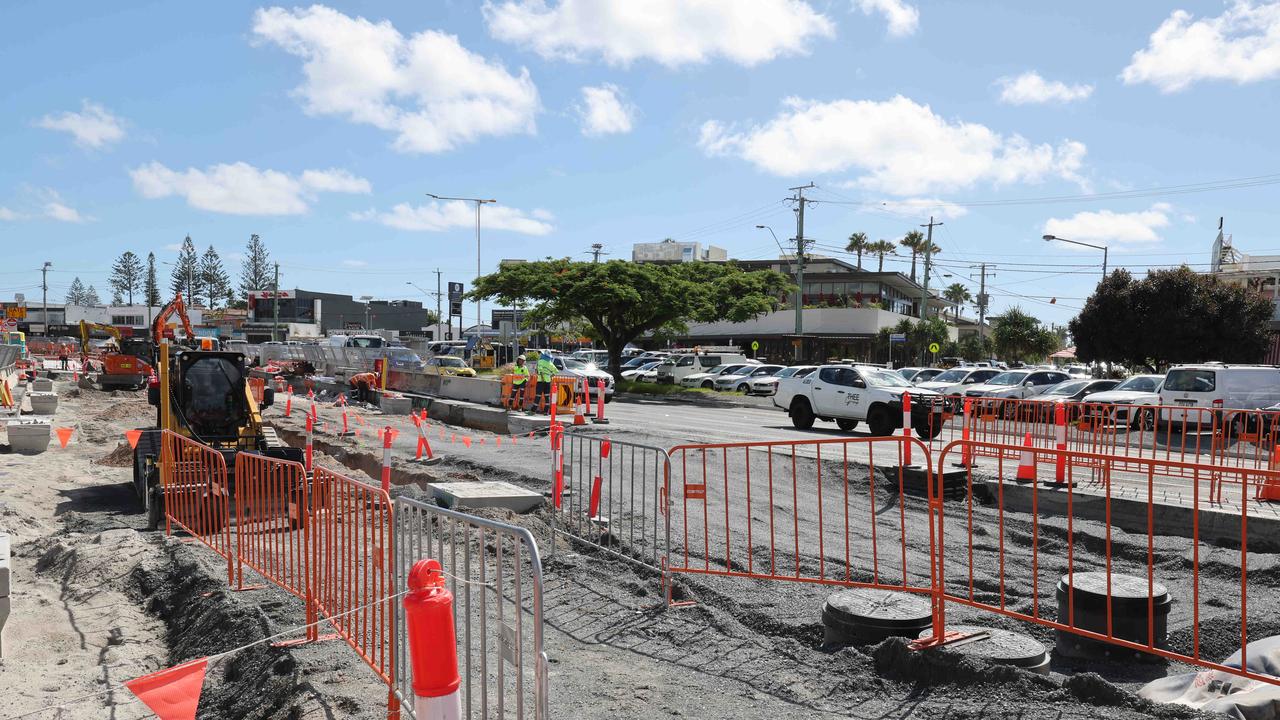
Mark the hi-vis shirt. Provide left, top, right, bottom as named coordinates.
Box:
left=512, top=365, right=530, bottom=385
left=536, top=358, right=556, bottom=382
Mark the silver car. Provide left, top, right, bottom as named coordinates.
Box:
left=714, top=364, right=785, bottom=392
left=748, top=365, right=816, bottom=396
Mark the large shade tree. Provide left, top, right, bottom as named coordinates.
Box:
left=470, top=259, right=793, bottom=381
left=992, top=307, right=1059, bottom=362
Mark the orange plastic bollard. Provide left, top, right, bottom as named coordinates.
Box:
left=592, top=378, right=609, bottom=424
left=1016, top=431, right=1037, bottom=482
left=402, top=559, right=462, bottom=719
left=284, top=386, right=292, bottom=418
left=901, top=391, right=913, bottom=466
left=1054, top=402, right=1068, bottom=484
left=960, top=398, right=972, bottom=467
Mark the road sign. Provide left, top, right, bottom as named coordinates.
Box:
left=449, top=301, right=463, bottom=316
left=751, top=341, right=759, bottom=351
left=1, top=318, right=17, bottom=330
left=890, top=333, right=906, bottom=343
left=5, top=306, right=25, bottom=319
left=448, top=282, right=464, bottom=303
left=929, top=342, right=940, bottom=354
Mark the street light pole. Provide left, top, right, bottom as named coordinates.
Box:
left=1043, top=234, right=1108, bottom=280
left=41, top=261, right=51, bottom=337
left=427, top=193, right=496, bottom=332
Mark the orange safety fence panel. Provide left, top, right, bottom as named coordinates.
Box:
left=249, top=376, right=266, bottom=405
left=159, top=430, right=234, bottom=585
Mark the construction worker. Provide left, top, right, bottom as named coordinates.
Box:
left=349, top=371, right=378, bottom=404
left=509, top=355, right=530, bottom=411
left=533, top=352, right=556, bottom=414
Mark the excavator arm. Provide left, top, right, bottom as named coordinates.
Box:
left=152, top=293, right=195, bottom=346
left=79, top=320, right=121, bottom=360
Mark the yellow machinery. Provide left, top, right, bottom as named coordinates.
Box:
left=80, top=320, right=152, bottom=389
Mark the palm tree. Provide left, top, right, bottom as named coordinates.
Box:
left=943, top=282, right=972, bottom=322
left=868, top=240, right=897, bottom=272
left=846, top=232, right=869, bottom=270
left=900, top=230, right=924, bottom=282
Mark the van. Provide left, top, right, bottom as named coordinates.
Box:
left=655, top=353, right=751, bottom=385
left=327, top=334, right=385, bottom=349
left=425, top=340, right=469, bottom=358
left=1159, top=364, right=1280, bottom=423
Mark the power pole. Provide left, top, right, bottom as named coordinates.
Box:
left=271, top=262, right=280, bottom=342
left=41, top=261, right=51, bottom=337
left=789, top=183, right=816, bottom=361
left=918, top=216, right=942, bottom=363
left=971, top=263, right=993, bottom=344
left=435, top=269, right=443, bottom=339
left=588, top=243, right=608, bottom=263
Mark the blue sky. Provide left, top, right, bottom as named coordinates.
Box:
left=4, top=1, right=1280, bottom=326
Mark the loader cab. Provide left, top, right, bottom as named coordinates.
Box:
left=148, top=349, right=272, bottom=444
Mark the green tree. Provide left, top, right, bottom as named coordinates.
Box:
left=470, top=259, right=792, bottom=381
left=65, top=277, right=86, bottom=305
left=199, top=245, right=230, bottom=309
left=846, top=232, right=869, bottom=271
left=943, top=283, right=972, bottom=322
left=109, top=251, right=144, bottom=305
left=1070, top=266, right=1274, bottom=368
left=993, top=307, right=1058, bottom=362
left=238, top=233, right=273, bottom=298
left=867, top=240, right=897, bottom=272
left=83, top=284, right=101, bottom=306
left=145, top=252, right=161, bottom=306
left=958, top=333, right=993, bottom=362
left=170, top=235, right=200, bottom=302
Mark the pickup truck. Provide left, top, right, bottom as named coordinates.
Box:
left=773, top=364, right=946, bottom=438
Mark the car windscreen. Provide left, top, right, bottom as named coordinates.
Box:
left=933, top=369, right=967, bottom=383
left=1044, top=380, right=1088, bottom=396
left=794, top=367, right=817, bottom=377
left=864, top=369, right=912, bottom=388
left=1115, top=376, right=1161, bottom=392
left=1165, top=368, right=1215, bottom=392
left=438, top=356, right=465, bottom=367
left=987, top=371, right=1029, bottom=386
left=703, top=365, right=729, bottom=375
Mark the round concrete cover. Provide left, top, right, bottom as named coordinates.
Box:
left=824, top=588, right=933, bottom=631
left=919, top=625, right=1048, bottom=669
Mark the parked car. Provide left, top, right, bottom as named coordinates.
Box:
left=620, top=357, right=653, bottom=371
left=656, top=353, right=754, bottom=385
left=635, top=366, right=661, bottom=383
left=914, top=367, right=1002, bottom=405
left=621, top=361, right=662, bottom=380
left=680, top=363, right=753, bottom=389
left=747, top=365, right=816, bottom=396
left=773, top=364, right=946, bottom=436
left=572, top=349, right=611, bottom=366
left=1159, top=364, right=1280, bottom=426
left=1079, top=374, right=1164, bottom=428
left=1063, top=364, right=1091, bottom=378
left=963, top=369, right=1071, bottom=415
left=897, top=367, right=928, bottom=382
left=714, top=364, right=785, bottom=392
left=910, top=368, right=946, bottom=384
left=551, top=356, right=615, bottom=401
left=1020, top=378, right=1120, bottom=421
left=423, top=355, right=476, bottom=377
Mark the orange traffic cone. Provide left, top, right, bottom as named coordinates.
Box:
left=1260, top=443, right=1280, bottom=501
left=1016, top=431, right=1037, bottom=483
left=573, top=378, right=587, bottom=426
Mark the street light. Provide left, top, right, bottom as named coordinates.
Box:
left=359, top=295, right=373, bottom=330
left=1044, top=234, right=1108, bottom=279
left=427, top=192, right=496, bottom=332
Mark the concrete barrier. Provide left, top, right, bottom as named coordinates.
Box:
left=27, top=392, right=57, bottom=415
left=6, top=421, right=50, bottom=454
left=0, top=532, right=9, bottom=656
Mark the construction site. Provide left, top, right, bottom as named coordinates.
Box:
left=1, top=299, right=1279, bottom=720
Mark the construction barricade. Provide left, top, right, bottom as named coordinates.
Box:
left=664, top=436, right=941, bottom=606
left=925, top=437, right=1280, bottom=688
left=159, top=430, right=234, bottom=584
left=551, top=433, right=670, bottom=571
left=392, top=496, right=549, bottom=720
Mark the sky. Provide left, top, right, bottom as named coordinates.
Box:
left=4, top=0, right=1280, bottom=327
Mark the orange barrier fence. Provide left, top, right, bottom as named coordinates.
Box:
left=249, top=376, right=266, bottom=405
left=159, top=430, right=234, bottom=584
left=664, top=436, right=941, bottom=604
left=233, top=452, right=317, bottom=639
left=928, top=438, right=1279, bottom=687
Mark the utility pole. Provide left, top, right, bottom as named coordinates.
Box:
left=588, top=243, right=607, bottom=263
left=788, top=183, right=816, bottom=361
left=971, top=263, right=993, bottom=343
left=918, top=216, right=942, bottom=363
left=271, top=262, right=280, bottom=342
left=41, top=261, right=51, bottom=337
left=435, top=269, right=443, bottom=339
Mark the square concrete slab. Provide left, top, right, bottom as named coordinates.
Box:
left=428, top=481, right=543, bottom=513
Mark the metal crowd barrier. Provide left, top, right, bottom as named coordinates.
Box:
left=928, top=438, right=1280, bottom=689
left=552, top=433, right=670, bottom=571
left=392, top=497, right=549, bottom=720
left=159, top=430, right=234, bottom=584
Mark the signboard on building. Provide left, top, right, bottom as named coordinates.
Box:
left=4, top=305, right=26, bottom=319
left=250, top=290, right=291, bottom=299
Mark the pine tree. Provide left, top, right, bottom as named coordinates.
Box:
left=111, top=289, right=124, bottom=305
left=83, top=285, right=101, bottom=305
left=109, top=251, right=144, bottom=305
left=170, top=235, right=201, bottom=303
left=199, top=245, right=230, bottom=309
left=65, top=277, right=86, bottom=305
left=238, top=234, right=273, bottom=297
left=145, top=252, right=161, bottom=306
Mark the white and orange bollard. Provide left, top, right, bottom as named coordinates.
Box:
left=1016, top=431, right=1037, bottom=482
left=1054, top=402, right=1068, bottom=485
left=411, top=412, right=440, bottom=465
left=551, top=425, right=565, bottom=508
left=381, top=426, right=396, bottom=493
left=403, top=559, right=462, bottom=720
left=592, top=378, right=609, bottom=424
left=960, top=397, right=973, bottom=467
left=284, top=385, right=293, bottom=418
left=901, top=391, right=913, bottom=466
left=305, top=412, right=314, bottom=473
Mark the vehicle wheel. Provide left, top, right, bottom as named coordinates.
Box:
left=145, top=484, right=163, bottom=531
left=836, top=418, right=859, bottom=432
left=867, top=405, right=895, bottom=436
left=1131, top=408, right=1154, bottom=431
left=738, top=383, right=750, bottom=393
left=790, top=398, right=815, bottom=430
left=702, top=381, right=714, bottom=389
left=913, top=418, right=944, bottom=440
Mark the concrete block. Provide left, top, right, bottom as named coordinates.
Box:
left=7, top=421, right=50, bottom=454
left=32, top=378, right=53, bottom=392
left=429, top=481, right=543, bottom=513
left=461, top=405, right=508, bottom=434
left=1, top=532, right=9, bottom=658
left=508, top=414, right=552, bottom=436
left=378, top=395, right=413, bottom=415
left=27, top=391, right=57, bottom=415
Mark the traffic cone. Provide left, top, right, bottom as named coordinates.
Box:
left=573, top=378, right=587, bottom=426
left=402, top=559, right=462, bottom=719
left=1016, top=431, right=1037, bottom=483
left=1261, top=443, right=1280, bottom=501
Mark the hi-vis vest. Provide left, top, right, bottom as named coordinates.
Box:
left=536, top=359, right=556, bottom=382
left=512, top=364, right=530, bottom=385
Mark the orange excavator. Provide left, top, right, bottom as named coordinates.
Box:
left=80, top=320, right=153, bottom=390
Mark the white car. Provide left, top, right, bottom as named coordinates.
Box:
left=1078, top=374, right=1164, bottom=427
left=1159, top=364, right=1280, bottom=423
left=748, top=365, right=815, bottom=396
left=963, top=370, right=1072, bottom=411
left=551, top=356, right=614, bottom=401
left=1063, top=364, right=1091, bottom=378
left=773, top=364, right=946, bottom=436
left=914, top=368, right=1003, bottom=399
left=714, top=364, right=785, bottom=392
left=621, top=361, right=662, bottom=380
left=680, top=363, right=753, bottom=389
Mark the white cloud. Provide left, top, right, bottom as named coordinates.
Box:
left=353, top=200, right=554, bottom=235
left=575, top=84, right=636, bottom=136
left=699, top=95, right=1087, bottom=195
left=996, top=71, right=1093, bottom=104
left=1043, top=203, right=1172, bottom=245
left=483, top=0, right=835, bottom=67
left=130, top=161, right=371, bottom=215
left=33, top=189, right=92, bottom=223
left=874, top=198, right=969, bottom=219
left=0, top=207, right=18, bottom=221
left=853, top=0, right=919, bottom=37
left=35, top=101, right=126, bottom=149
left=252, top=5, right=539, bottom=153
left=1121, top=2, right=1280, bottom=92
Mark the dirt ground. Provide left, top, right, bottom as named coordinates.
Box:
left=2, top=381, right=1271, bottom=718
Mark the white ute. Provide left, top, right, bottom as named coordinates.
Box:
left=773, top=364, right=946, bottom=438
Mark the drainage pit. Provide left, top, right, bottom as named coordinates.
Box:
left=1055, top=571, right=1170, bottom=661
left=822, top=588, right=933, bottom=645
left=918, top=625, right=1050, bottom=674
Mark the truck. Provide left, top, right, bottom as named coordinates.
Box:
left=773, top=364, right=946, bottom=438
